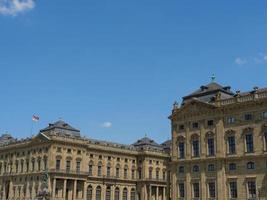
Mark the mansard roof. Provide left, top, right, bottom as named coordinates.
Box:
left=40, top=120, right=80, bottom=137
left=182, top=82, right=234, bottom=103
left=132, top=137, right=161, bottom=148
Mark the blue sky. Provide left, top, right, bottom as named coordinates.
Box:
left=1, top=0, right=267, bottom=144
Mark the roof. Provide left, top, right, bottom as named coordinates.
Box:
left=0, top=134, right=16, bottom=146
left=182, top=82, right=234, bottom=103
left=40, top=120, right=80, bottom=137
left=132, top=137, right=161, bottom=148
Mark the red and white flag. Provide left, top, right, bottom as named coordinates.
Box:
left=32, top=115, right=40, bottom=122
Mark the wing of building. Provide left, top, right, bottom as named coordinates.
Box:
left=0, top=120, right=170, bottom=200
left=170, top=82, right=267, bottom=200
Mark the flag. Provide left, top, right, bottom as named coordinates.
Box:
left=32, top=115, right=40, bottom=122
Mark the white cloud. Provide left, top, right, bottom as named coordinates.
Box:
left=254, top=53, right=267, bottom=64
left=0, top=0, right=35, bottom=16
left=234, top=57, right=247, bottom=65
left=101, top=122, right=112, bottom=128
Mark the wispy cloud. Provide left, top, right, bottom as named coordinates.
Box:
left=101, top=122, right=112, bottom=128
left=234, top=57, right=247, bottom=65
left=0, top=0, right=35, bottom=16
left=254, top=53, right=267, bottom=64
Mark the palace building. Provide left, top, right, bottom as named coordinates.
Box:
left=1, top=81, right=267, bottom=200
left=0, top=121, right=170, bottom=200
left=170, top=82, right=267, bottom=200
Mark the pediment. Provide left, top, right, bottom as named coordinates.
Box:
left=177, top=99, right=216, bottom=115
left=29, top=132, right=51, bottom=145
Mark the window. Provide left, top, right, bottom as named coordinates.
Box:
left=228, top=136, right=236, bottom=154
left=149, top=168, right=152, bottom=179
left=193, top=182, right=200, bottom=198
left=56, top=147, right=61, bottom=152
left=229, top=181, right=237, bottom=199
left=208, top=182, right=216, bottom=198
left=163, top=171, right=166, bottom=180
left=178, top=166, right=184, bottom=173
left=227, top=117, right=235, bottom=124
left=192, top=122, right=199, bottom=129
left=192, top=165, right=199, bottom=173
left=178, top=142, right=185, bottom=159
left=156, top=170, right=159, bottom=180
left=67, top=149, right=71, bottom=153
left=66, top=160, right=71, bottom=172
left=138, top=169, right=142, bottom=179
left=149, top=160, right=152, bottom=164
left=229, top=163, right=236, bottom=171
left=123, top=188, right=127, bottom=200
left=98, top=165, right=102, bottom=176
left=114, top=188, right=120, bottom=200
left=178, top=183, right=185, bottom=198
left=130, top=189, right=135, bottom=200
left=124, top=168, right=128, bottom=179
left=246, top=134, right=254, bottom=153
left=107, top=166, right=111, bottom=177
left=263, top=111, right=267, bottom=119
left=244, top=113, right=253, bottom=121
left=88, top=164, right=93, bottom=176
left=207, top=120, right=214, bottom=126
left=179, top=124, right=185, bottom=130
left=56, top=159, right=60, bottom=170
left=131, top=169, right=135, bottom=179
left=96, top=186, right=101, bottom=200
left=20, top=161, right=24, bottom=173
left=106, top=186, right=111, bottom=200
left=31, top=159, right=35, bottom=171
left=247, top=181, right=256, bottom=199
left=108, top=156, right=111, bottom=161
left=264, top=132, right=267, bottom=151
left=207, top=164, right=215, bottom=172
left=247, top=162, right=255, bottom=170
left=87, top=186, right=93, bottom=200
left=192, top=139, right=200, bottom=157
left=99, top=155, right=102, bottom=159
left=125, top=158, right=128, bottom=163
left=116, top=167, right=120, bottom=178
left=77, top=150, right=81, bottom=155
left=207, top=138, right=215, bottom=156
left=76, top=161, right=81, bottom=173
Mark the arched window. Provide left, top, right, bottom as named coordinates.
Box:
left=130, top=188, right=135, bottom=200
left=87, top=185, right=92, bottom=200
left=191, top=134, right=200, bottom=157
left=114, top=187, right=120, bottom=200
left=88, top=161, right=93, bottom=176
left=149, top=167, right=153, bottom=179
left=116, top=164, right=120, bottom=178
left=177, top=136, right=185, bottom=159
left=123, top=188, right=128, bottom=200
left=106, top=186, right=111, bottom=200
left=124, top=165, right=128, bottom=179
left=98, top=162, right=102, bottom=177
left=206, top=132, right=215, bottom=156
left=96, top=186, right=101, bottom=200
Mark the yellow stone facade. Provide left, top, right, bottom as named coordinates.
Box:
left=170, top=82, right=267, bottom=200
left=0, top=121, right=170, bottom=200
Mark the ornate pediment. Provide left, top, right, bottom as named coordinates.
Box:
left=176, top=99, right=216, bottom=116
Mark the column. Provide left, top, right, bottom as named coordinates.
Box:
left=163, top=187, right=166, bottom=200
left=102, top=185, right=106, bottom=200
left=32, top=181, right=36, bottom=199
left=63, top=179, right=67, bottom=199
left=156, top=187, right=159, bottom=200
left=127, top=187, right=131, bottom=200
left=8, top=180, right=13, bottom=199
left=26, top=181, right=30, bottom=198
left=83, top=181, right=87, bottom=200
left=73, top=180, right=77, bottom=199
left=110, top=185, right=114, bottom=200
left=52, top=178, right=56, bottom=198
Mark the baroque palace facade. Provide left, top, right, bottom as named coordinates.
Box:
left=1, top=81, right=267, bottom=200
left=170, top=82, right=267, bottom=200
left=0, top=121, right=170, bottom=200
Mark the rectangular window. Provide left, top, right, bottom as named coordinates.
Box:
left=124, top=168, right=128, bottom=179
left=98, top=166, right=102, bottom=177
left=179, top=124, right=185, bottom=131
left=192, top=140, right=200, bottom=157
left=66, top=160, right=71, bottom=172
left=178, top=142, right=185, bottom=159
left=229, top=163, right=236, bottom=171
left=88, top=165, right=93, bottom=176
left=149, top=169, right=152, bottom=179
left=156, top=170, right=159, bottom=180
left=116, top=168, right=120, bottom=178
left=227, top=117, right=235, bottom=124
left=192, top=122, right=199, bottom=129
left=107, top=167, right=111, bottom=177
left=178, top=183, right=185, bottom=198
left=228, top=136, right=236, bottom=154
left=244, top=113, right=253, bottom=121
left=264, top=132, right=267, bottom=151
left=56, top=160, right=60, bottom=170
left=76, top=161, right=80, bottom=173
left=207, top=120, right=214, bottom=126
left=263, top=111, right=267, bottom=119
left=207, top=138, right=215, bottom=156
left=229, top=181, right=237, bottom=198
left=208, top=182, right=216, bottom=198
left=246, top=134, right=254, bottom=153
left=247, top=181, right=256, bottom=199
left=193, top=182, right=200, bottom=198
left=131, top=169, right=135, bottom=179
